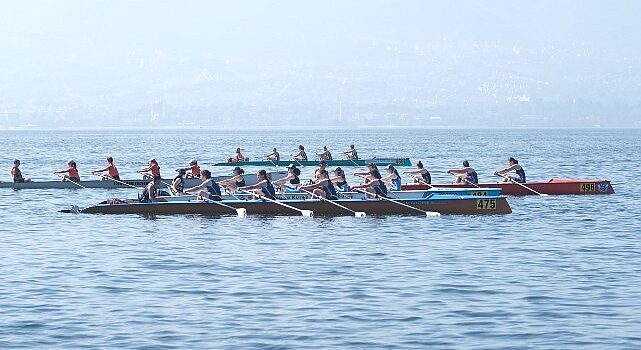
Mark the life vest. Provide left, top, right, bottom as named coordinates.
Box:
left=68, top=167, right=80, bottom=180
left=150, top=163, right=160, bottom=177
left=11, top=166, right=21, bottom=178
left=190, top=165, right=201, bottom=177
left=107, top=163, right=119, bottom=178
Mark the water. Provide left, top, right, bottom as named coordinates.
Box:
left=0, top=128, right=640, bottom=349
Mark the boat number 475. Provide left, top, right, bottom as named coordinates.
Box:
left=476, top=199, right=496, bottom=210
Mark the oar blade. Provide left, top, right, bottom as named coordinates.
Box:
left=300, top=210, right=314, bottom=217
left=425, top=211, right=440, bottom=217
left=236, top=208, right=247, bottom=218
left=354, top=211, right=366, bottom=217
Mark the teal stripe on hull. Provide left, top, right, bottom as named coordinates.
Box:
left=212, top=158, right=412, bottom=167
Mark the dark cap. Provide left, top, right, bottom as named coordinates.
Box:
left=319, top=160, right=327, bottom=166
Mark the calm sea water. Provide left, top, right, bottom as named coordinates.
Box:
left=0, top=128, right=639, bottom=349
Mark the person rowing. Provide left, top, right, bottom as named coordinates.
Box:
left=353, top=162, right=378, bottom=179
left=273, top=164, right=301, bottom=192
left=238, top=169, right=276, bottom=199
left=495, top=157, right=526, bottom=183
left=317, top=146, right=333, bottom=161
left=184, top=169, right=222, bottom=201
left=265, top=148, right=280, bottom=162
left=176, top=159, right=201, bottom=178
left=11, top=159, right=31, bottom=183
left=343, top=144, right=359, bottom=160
left=314, top=160, right=328, bottom=178
left=299, top=168, right=338, bottom=200
left=382, top=164, right=402, bottom=191
left=218, top=166, right=246, bottom=192
left=54, top=160, right=80, bottom=182
left=138, top=158, right=161, bottom=181
left=91, top=156, right=120, bottom=180
left=171, top=168, right=186, bottom=195
left=403, top=160, right=431, bottom=184
left=139, top=178, right=161, bottom=202
left=351, top=168, right=388, bottom=198
left=448, top=160, right=478, bottom=184
left=293, top=145, right=307, bottom=161
left=228, top=148, right=247, bottom=163
left=331, top=167, right=349, bottom=192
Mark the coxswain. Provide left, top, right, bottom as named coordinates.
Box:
left=381, top=164, right=402, bottom=191
left=293, top=145, right=308, bottom=161
left=54, top=160, right=80, bottom=182
left=238, top=169, right=276, bottom=199
left=92, top=156, right=120, bottom=180
left=172, top=168, right=186, bottom=195
left=265, top=148, right=280, bottom=162
left=403, top=160, right=431, bottom=184
left=11, top=159, right=31, bottom=183
left=448, top=160, right=478, bottom=184
left=343, top=144, right=359, bottom=160
left=138, top=158, right=161, bottom=181
left=218, top=166, right=246, bottom=192
left=331, top=167, right=349, bottom=192
left=299, top=168, right=338, bottom=200
left=317, top=146, right=333, bottom=161
left=495, top=157, right=526, bottom=183
left=184, top=169, right=222, bottom=201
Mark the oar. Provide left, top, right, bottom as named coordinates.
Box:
left=448, top=171, right=481, bottom=188
left=406, top=173, right=433, bottom=187
left=98, top=174, right=143, bottom=190
left=495, top=173, right=548, bottom=196
left=238, top=189, right=313, bottom=217
left=55, top=173, right=86, bottom=189
left=185, top=190, right=247, bottom=217
left=292, top=157, right=304, bottom=167
left=299, top=188, right=366, bottom=217
left=353, top=189, right=439, bottom=217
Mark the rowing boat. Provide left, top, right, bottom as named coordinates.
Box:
left=401, top=178, right=614, bottom=196
left=0, top=171, right=288, bottom=190
left=212, top=158, right=412, bottom=167
left=63, top=194, right=512, bottom=216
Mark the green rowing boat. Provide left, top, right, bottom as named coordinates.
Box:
left=212, top=158, right=412, bottom=167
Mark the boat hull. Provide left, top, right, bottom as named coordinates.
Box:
left=77, top=195, right=511, bottom=216
left=401, top=178, right=614, bottom=196
left=213, top=158, right=412, bottom=167
left=0, top=171, right=288, bottom=190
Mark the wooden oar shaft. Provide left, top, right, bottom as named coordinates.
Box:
left=448, top=171, right=480, bottom=188
left=101, top=175, right=142, bottom=189
left=299, top=188, right=357, bottom=214
left=238, top=189, right=311, bottom=216
left=354, top=189, right=439, bottom=216
left=55, top=173, right=86, bottom=189
left=496, top=173, right=547, bottom=196
left=407, top=173, right=432, bottom=187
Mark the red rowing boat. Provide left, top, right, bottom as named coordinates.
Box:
left=401, top=178, right=614, bottom=196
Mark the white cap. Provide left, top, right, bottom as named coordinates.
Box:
left=189, top=159, right=197, bottom=165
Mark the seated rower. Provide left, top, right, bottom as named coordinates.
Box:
left=175, top=159, right=201, bottom=178
left=218, top=166, right=246, bottom=192
left=448, top=160, right=478, bottom=184
left=314, top=160, right=328, bottom=178
left=299, top=169, right=338, bottom=200
left=238, top=169, right=276, bottom=200
left=403, top=160, right=431, bottom=184
left=382, top=164, right=402, bottom=191
left=351, top=168, right=388, bottom=198
left=138, top=158, right=161, bottom=181
left=11, top=159, right=31, bottom=183
left=317, top=146, right=333, bottom=161
left=92, top=156, right=120, bottom=180
left=172, top=169, right=186, bottom=195
left=54, top=160, right=80, bottom=182
left=265, top=148, right=280, bottom=162
left=139, top=178, right=161, bottom=203
left=273, top=164, right=301, bottom=192
left=331, top=167, right=349, bottom=192
left=495, top=157, right=526, bottom=183
left=293, top=145, right=308, bottom=161
left=228, top=148, right=247, bottom=163
left=353, top=162, right=378, bottom=179
left=184, top=169, right=222, bottom=201
left=343, top=144, right=359, bottom=160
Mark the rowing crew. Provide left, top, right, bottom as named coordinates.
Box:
left=445, top=157, right=526, bottom=184
left=228, top=144, right=360, bottom=162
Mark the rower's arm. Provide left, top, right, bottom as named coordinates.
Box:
left=93, top=167, right=108, bottom=173
left=239, top=180, right=265, bottom=191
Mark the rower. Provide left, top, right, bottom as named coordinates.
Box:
left=265, top=148, right=280, bottom=162
left=11, top=159, right=31, bottom=183
left=293, top=145, right=308, bottom=161
left=140, top=178, right=161, bottom=203
left=299, top=169, right=338, bottom=200
left=138, top=158, right=161, bottom=181
left=448, top=160, right=478, bottom=184
left=239, top=169, right=276, bottom=199
left=172, top=169, right=186, bottom=195
left=403, top=160, right=431, bottom=184
left=273, top=164, right=301, bottom=192
left=314, top=160, right=328, bottom=178
left=382, top=164, right=402, bottom=191
left=351, top=168, right=388, bottom=197
left=175, top=159, right=201, bottom=178
left=343, top=144, right=359, bottom=160
left=317, top=146, right=333, bottom=161
left=354, top=162, right=378, bottom=178
left=184, top=169, right=222, bottom=201
left=92, top=156, right=120, bottom=180
left=331, top=167, right=349, bottom=192
left=54, top=160, right=81, bottom=182
left=233, top=148, right=247, bottom=162
left=218, top=166, right=246, bottom=192
left=495, top=157, right=526, bottom=183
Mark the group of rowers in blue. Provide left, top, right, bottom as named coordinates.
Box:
left=9, top=155, right=526, bottom=202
